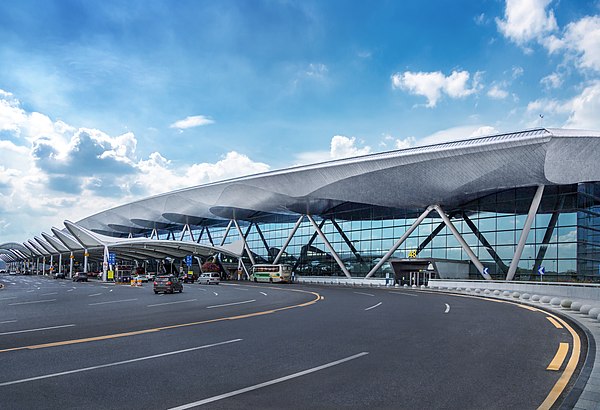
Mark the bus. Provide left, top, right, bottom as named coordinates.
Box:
left=251, top=264, right=293, bottom=283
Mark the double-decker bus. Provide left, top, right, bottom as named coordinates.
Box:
left=251, top=264, right=293, bottom=283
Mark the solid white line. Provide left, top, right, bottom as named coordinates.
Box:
left=354, top=291, right=375, bottom=297
left=0, top=339, right=242, bottom=387
left=26, top=290, right=35, bottom=293
left=260, top=292, right=267, bottom=296
left=387, top=291, right=418, bottom=297
left=0, top=324, right=75, bottom=336
left=0, top=320, right=17, bottom=324
left=0, top=297, right=17, bottom=301
left=232, top=287, right=248, bottom=291
left=67, top=289, right=74, bottom=292
left=9, top=299, right=56, bottom=306
left=364, top=302, right=382, bottom=311
left=88, top=298, right=137, bottom=306
left=206, top=300, right=256, bottom=309
left=444, top=303, right=450, bottom=313
left=168, top=352, right=369, bottom=409
left=41, top=292, right=58, bottom=296
left=148, top=299, right=197, bottom=308
left=88, top=293, right=102, bottom=297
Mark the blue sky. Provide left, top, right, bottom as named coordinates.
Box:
left=0, top=0, right=599, bottom=243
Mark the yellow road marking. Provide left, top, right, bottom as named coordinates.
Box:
left=416, top=288, right=581, bottom=409
left=0, top=288, right=321, bottom=354
left=518, top=304, right=540, bottom=312
left=546, top=316, right=563, bottom=329
left=537, top=314, right=581, bottom=410
left=547, top=343, right=569, bottom=371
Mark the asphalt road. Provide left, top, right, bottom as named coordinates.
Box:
left=0, top=274, right=583, bottom=409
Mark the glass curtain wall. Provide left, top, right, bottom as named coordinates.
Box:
left=180, top=182, right=600, bottom=282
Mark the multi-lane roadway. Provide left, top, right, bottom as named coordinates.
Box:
left=0, top=274, right=585, bottom=409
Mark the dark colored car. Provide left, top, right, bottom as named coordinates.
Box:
left=53, top=272, right=66, bottom=279
left=73, top=272, right=88, bottom=282
left=153, top=275, right=183, bottom=294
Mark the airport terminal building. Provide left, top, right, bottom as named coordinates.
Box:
left=2, top=128, right=600, bottom=283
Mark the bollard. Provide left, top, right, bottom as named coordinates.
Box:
left=521, top=293, right=531, bottom=300
left=571, top=301, right=582, bottom=311
left=531, top=295, right=541, bottom=301
left=560, top=299, right=572, bottom=308
left=550, top=297, right=561, bottom=306
left=588, top=307, right=600, bottom=318
left=493, top=290, right=501, bottom=296
left=580, top=305, right=592, bottom=314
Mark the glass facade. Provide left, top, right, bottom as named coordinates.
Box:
left=160, top=182, right=600, bottom=283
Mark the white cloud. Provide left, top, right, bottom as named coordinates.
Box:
left=330, top=135, right=371, bottom=159
left=549, top=16, right=600, bottom=72
left=418, top=125, right=499, bottom=146
left=394, top=136, right=416, bottom=150
left=487, top=85, right=509, bottom=99
left=540, top=72, right=563, bottom=89
left=496, top=0, right=558, bottom=46
left=512, top=66, right=524, bottom=79
left=0, top=90, right=271, bottom=242
left=169, top=115, right=214, bottom=130
left=391, top=70, right=480, bottom=107
left=305, top=63, right=328, bottom=78
left=526, top=81, right=600, bottom=129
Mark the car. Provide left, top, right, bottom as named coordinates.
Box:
left=9, top=271, right=16, bottom=276
left=72, top=272, right=88, bottom=282
left=180, top=272, right=197, bottom=283
left=0, top=269, right=6, bottom=274
left=53, top=272, right=66, bottom=279
left=198, top=272, right=220, bottom=285
left=133, top=274, right=149, bottom=283
left=153, top=275, right=183, bottom=294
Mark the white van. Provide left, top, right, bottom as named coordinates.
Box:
left=199, top=272, right=220, bottom=285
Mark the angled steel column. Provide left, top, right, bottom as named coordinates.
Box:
left=530, top=195, right=565, bottom=279
left=462, top=212, right=509, bottom=274
left=506, top=185, right=545, bottom=281
left=58, top=253, right=62, bottom=275
left=330, top=218, right=362, bottom=262
left=205, top=227, right=214, bottom=246
left=42, top=256, right=46, bottom=275
left=254, top=223, right=271, bottom=257
left=219, top=221, right=233, bottom=246
left=434, top=205, right=491, bottom=280
left=232, top=219, right=256, bottom=266
left=274, top=215, right=304, bottom=265
left=150, top=228, right=158, bottom=240
left=292, top=219, right=325, bottom=273
left=102, top=246, right=109, bottom=282
left=306, top=214, right=352, bottom=278
left=196, top=227, right=205, bottom=243
left=365, top=205, right=435, bottom=279
left=50, top=254, right=54, bottom=275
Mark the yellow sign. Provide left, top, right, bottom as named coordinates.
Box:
left=408, top=250, right=417, bottom=258
left=70, top=255, right=75, bottom=259
left=84, top=252, right=89, bottom=257
left=108, top=270, right=114, bottom=280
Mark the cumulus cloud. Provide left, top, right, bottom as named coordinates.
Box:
left=391, top=70, right=481, bottom=107
left=0, top=89, right=271, bottom=242
left=487, top=85, right=509, bottom=99
left=170, top=115, right=214, bottom=130
left=419, top=125, right=499, bottom=146
left=540, top=72, right=563, bottom=89
left=545, top=16, right=600, bottom=72
left=330, top=135, right=371, bottom=159
left=526, top=81, right=600, bottom=129
left=496, top=0, right=558, bottom=46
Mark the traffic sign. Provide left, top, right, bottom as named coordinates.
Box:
left=108, top=253, right=116, bottom=264
left=483, top=267, right=489, bottom=276
left=538, top=266, right=545, bottom=275
left=185, top=255, right=193, bottom=267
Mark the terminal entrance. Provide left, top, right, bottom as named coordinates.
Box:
left=389, top=259, right=436, bottom=286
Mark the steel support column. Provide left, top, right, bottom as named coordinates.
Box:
left=219, top=221, right=233, bottom=246
left=330, top=218, right=362, bottom=262
left=102, top=246, right=109, bottom=282
left=506, top=185, right=545, bottom=281
left=462, top=212, right=509, bottom=275
left=306, top=214, right=352, bottom=279
left=58, top=253, right=62, bottom=275
left=232, top=219, right=256, bottom=266
left=69, top=252, right=74, bottom=278
left=83, top=248, right=88, bottom=273
left=365, top=205, right=435, bottom=279
left=274, top=215, right=304, bottom=265
left=253, top=223, right=271, bottom=257
left=292, top=219, right=325, bottom=273
left=434, top=205, right=491, bottom=280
